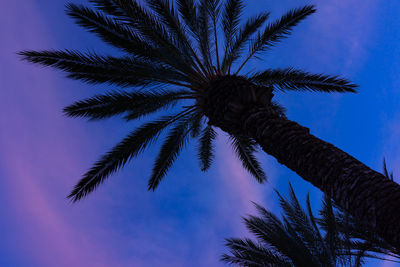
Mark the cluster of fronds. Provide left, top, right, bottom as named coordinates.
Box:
left=19, top=0, right=357, bottom=201
left=222, top=160, right=400, bottom=266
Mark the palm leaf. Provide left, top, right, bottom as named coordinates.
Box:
left=276, top=184, right=323, bottom=258
left=176, top=0, right=198, bottom=38
left=222, top=238, right=292, bottom=267
left=236, top=5, right=316, bottom=73
left=148, top=113, right=194, bottom=190
left=145, top=0, right=208, bottom=77
left=306, top=194, right=335, bottom=265
left=66, top=3, right=137, bottom=54
left=63, top=89, right=191, bottom=121
left=250, top=68, right=358, bottom=93
left=247, top=204, right=316, bottom=266
left=320, top=195, right=341, bottom=262
left=222, top=0, right=244, bottom=49
left=197, top=0, right=213, bottom=75
left=206, top=0, right=222, bottom=71
left=111, top=0, right=203, bottom=81
left=19, top=50, right=189, bottom=87
left=229, top=135, right=266, bottom=183
left=222, top=12, right=270, bottom=74
left=67, top=2, right=187, bottom=72
left=189, top=111, right=204, bottom=138
left=68, top=116, right=176, bottom=202
left=90, top=0, right=125, bottom=16
left=198, top=124, right=216, bottom=171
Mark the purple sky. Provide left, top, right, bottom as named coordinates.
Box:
left=2, top=0, right=400, bottom=266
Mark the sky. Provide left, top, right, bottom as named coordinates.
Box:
left=1, top=0, right=400, bottom=266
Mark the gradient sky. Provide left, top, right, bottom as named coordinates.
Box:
left=2, top=0, right=400, bottom=266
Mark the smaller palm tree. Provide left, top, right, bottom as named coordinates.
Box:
left=222, top=160, right=400, bottom=267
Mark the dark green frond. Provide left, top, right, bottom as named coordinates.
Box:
left=63, top=89, right=191, bottom=121
left=250, top=68, right=358, bottom=93
left=67, top=2, right=187, bottom=72
left=197, top=0, right=213, bottom=74
left=320, top=195, right=341, bottom=261
left=176, top=0, right=198, bottom=37
left=206, top=0, right=222, bottom=71
left=112, top=0, right=203, bottom=81
left=19, top=50, right=189, bottom=87
left=229, top=135, right=266, bottom=183
left=66, top=3, right=137, bottom=54
left=222, top=12, right=269, bottom=73
left=306, top=194, right=335, bottom=265
left=246, top=204, right=316, bottom=266
left=68, top=116, right=175, bottom=202
left=189, top=111, right=204, bottom=138
left=222, top=0, right=244, bottom=47
left=148, top=112, right=195, bottom=190
left=198, top=125, right=216, bottom=171
left=145, top=0, right=207, bottom=77
left=89, top=0, right=124, bottom=16
left=222, top=238, right=292, bottom=267
left=277, top=184, right=323, bottom=258
left=236, top=5, right=315, bottom=73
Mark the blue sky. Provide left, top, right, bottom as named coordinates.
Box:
left=1, top=0, right=400, bottom=266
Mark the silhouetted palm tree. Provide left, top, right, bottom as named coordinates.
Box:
left=223, top=161, right=400, bottom=266
left=19, top=0, right=400, bottom=247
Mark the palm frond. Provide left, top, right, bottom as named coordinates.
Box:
left=222, top=238, right=292, bottom=267
left=206, top=0, right=222, bottom=71
left=68, top=116, right=176, bottom=202
left=19, top=50, right=190, bottom=87
left=229, top=135, right=266, bottom=183
left=249, top=68, right=358, bottom=93
left=176, top=0, right=198, bottom=37
left=66, top=3, right=137, bottom=54
left=89, top=0, right=124, bottom=16
left=198, top=125, right=216, bottom=171
left=63, top=89, right=191, bottom=121
left=236, top=5, right=316, bottom=73
left=111, top=0, right=204, bottom=81
left=306, top=194, right=335, bottom=265
left=222, top=0, right=244, bottom=49
left=277, top=184, right=323, bottom=257
left=145, top=0, right=207, bottom=76
left=320, top=195, right=341, bottom=261
left=67, top=2, right=189, bottom=73
left=246, top=204, right=316, bottom=266
left=189, top=111, right=204, bottom=138
left=222, top=12, right=269, bottom=74
left=197, top=0, right=213, bottom=75
left=148, top=112, right=195, bottom=190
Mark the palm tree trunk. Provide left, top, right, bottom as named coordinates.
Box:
left=202, top=75, right=400, bottom=248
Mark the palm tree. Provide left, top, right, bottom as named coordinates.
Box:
left=222, top=162, right=400, bottom=266
left=222, top=192, right=400, bottom=266
left=19, top=0, right=400, bottom=248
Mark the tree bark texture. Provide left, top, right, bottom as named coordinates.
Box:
left=202, top=75, right=400, bottom=249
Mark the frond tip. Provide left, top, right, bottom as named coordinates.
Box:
left=68, top=116, right=175, bottom=202
left=230, top=135, right=267, bottom=183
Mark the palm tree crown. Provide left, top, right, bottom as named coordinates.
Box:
left=223, top=162, right=400, bottom=266
left=19, top=0, right=356, bottom=202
